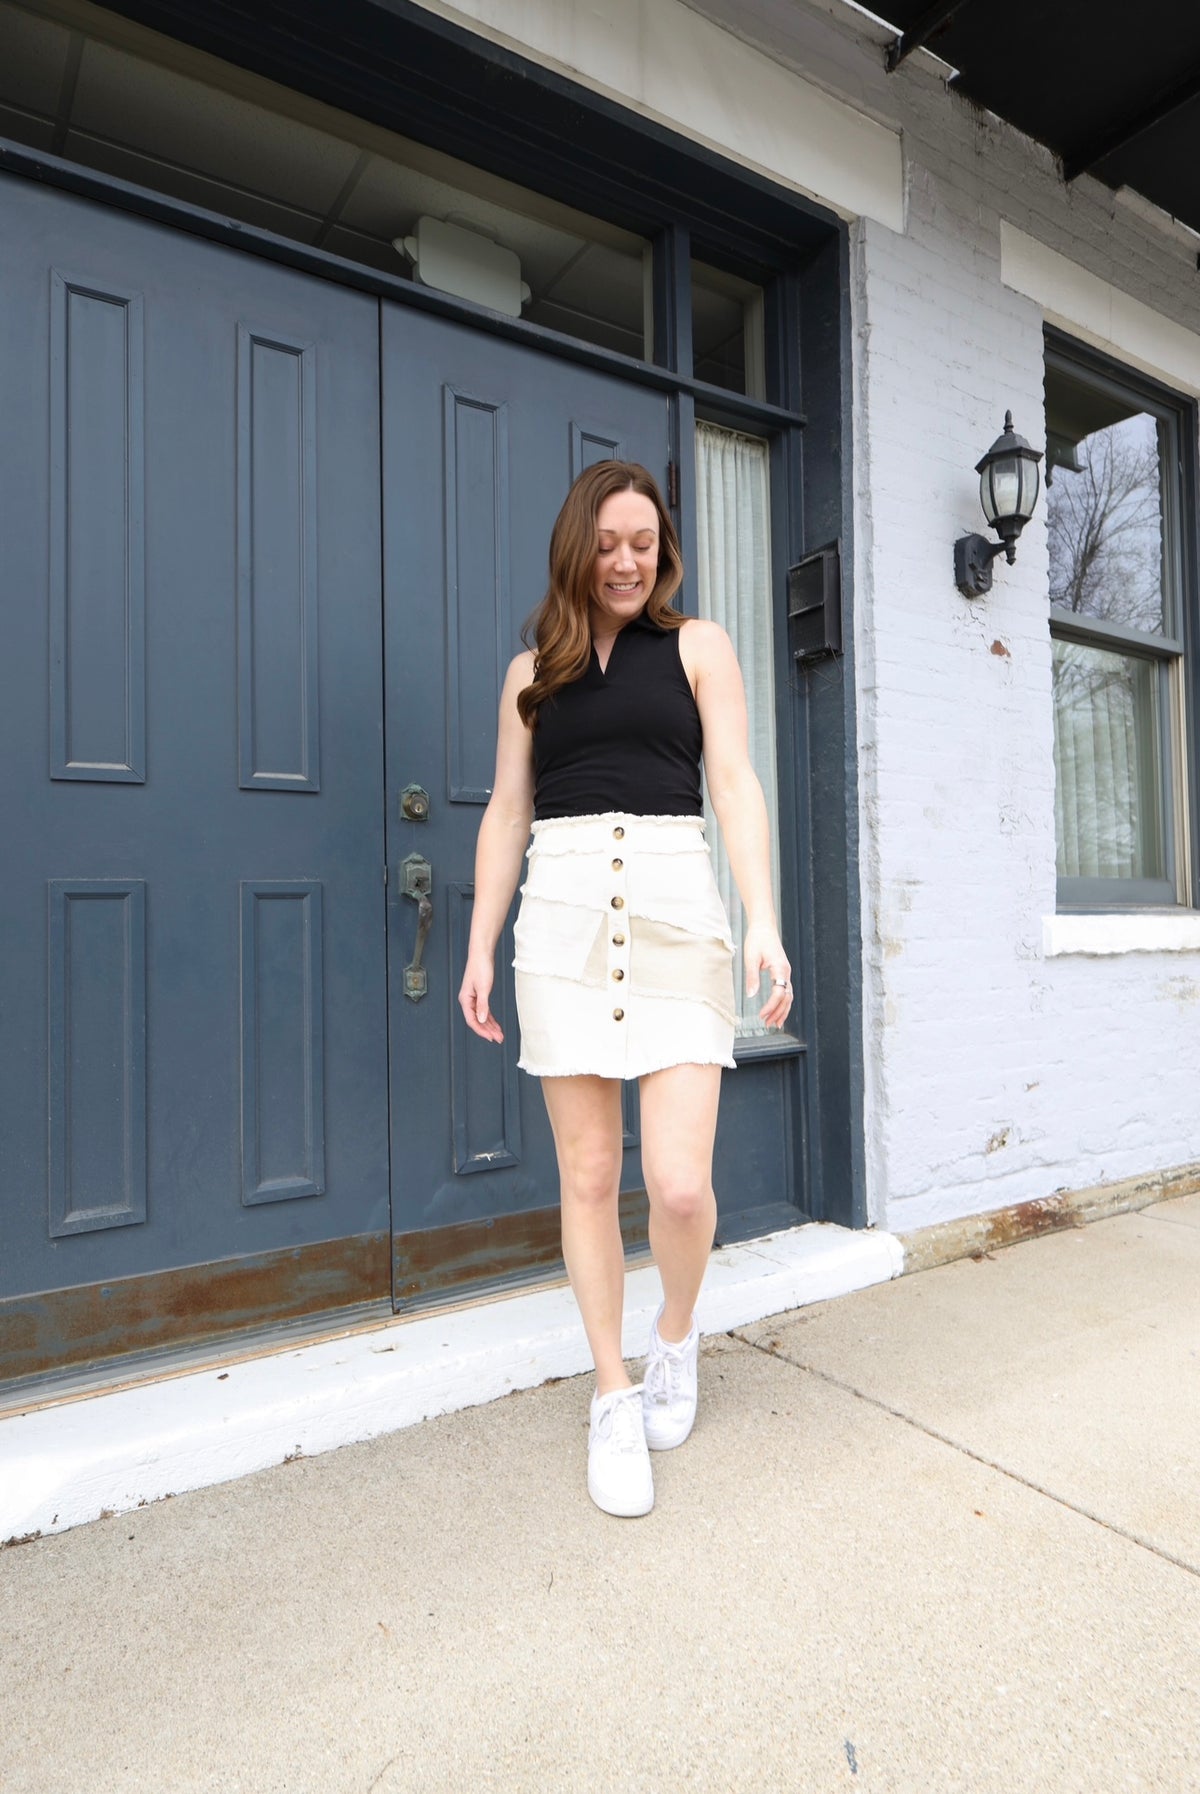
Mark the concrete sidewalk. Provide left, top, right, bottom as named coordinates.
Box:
left=2, top=1197, right=1197, bottom=1794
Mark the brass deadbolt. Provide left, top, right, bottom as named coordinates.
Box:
left=401, top=784, right=430, bottom=821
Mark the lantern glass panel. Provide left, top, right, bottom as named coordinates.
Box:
left=985, top=458, right=1021, bottom=522
left=1018, top=455, right=1040, bottom=518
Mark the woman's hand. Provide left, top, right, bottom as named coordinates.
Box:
left=743, top=920, right=793, bottom=1030
left=459, top=949, right=505, bottom=1044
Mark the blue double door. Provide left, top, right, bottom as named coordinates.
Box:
left=0, top=176, right=687, bottom=1343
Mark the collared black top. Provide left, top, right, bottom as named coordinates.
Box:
left=532, top=611, right=703, bottom=820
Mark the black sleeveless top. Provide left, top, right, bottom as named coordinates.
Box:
left=532, top=611, right=703, bottom=820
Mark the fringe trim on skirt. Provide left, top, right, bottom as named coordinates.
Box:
left=513, top=812, right=737, bottom=1080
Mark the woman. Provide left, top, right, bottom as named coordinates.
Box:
left=458, top=461, right=791, bottom=1518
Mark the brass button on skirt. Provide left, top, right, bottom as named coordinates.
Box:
left=512, top=813, right=736, bottom=1080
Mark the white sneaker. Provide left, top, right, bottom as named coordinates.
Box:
left=587, top=1385, right=654, bottom=1517
left=642, top=1306, right=699, bottom=1450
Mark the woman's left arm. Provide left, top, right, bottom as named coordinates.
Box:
left=681, top=620, right=793, bottom=1030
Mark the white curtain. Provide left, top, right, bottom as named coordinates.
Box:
left=1053, top=642, right=1151, bottom=879
left=695, top=422, right=781, bottom=1037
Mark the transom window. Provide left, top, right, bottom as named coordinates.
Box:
left=0, top=0, right=651, bottom=358
left=1044, top=338, right=1194, bottom=908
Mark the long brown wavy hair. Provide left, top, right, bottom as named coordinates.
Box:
left=517, top=461, right=685, bottom=728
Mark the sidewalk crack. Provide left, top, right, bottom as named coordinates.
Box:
left=732, top=1331, right=1200, bottom=1581
left=1140, top=1209, right=1200, bottom=1232
left=367, top=1754, right=398, bottom=1792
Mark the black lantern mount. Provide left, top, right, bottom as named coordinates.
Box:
left=954, top=411, right=1042, bottom=598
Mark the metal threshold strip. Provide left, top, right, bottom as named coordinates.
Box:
left=0, top=1239, right=668, bottom=1419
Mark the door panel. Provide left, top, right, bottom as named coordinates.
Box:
left=382, top=305, right=670, bottom=1301
left=0, top=177, right=389, bottom=1318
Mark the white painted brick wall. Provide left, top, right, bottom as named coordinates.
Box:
left=672, top=1, right=1200, bottom=1229
left=845, top=26, right=1200, bottom=1229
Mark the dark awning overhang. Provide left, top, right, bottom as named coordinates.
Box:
left=882, top=0, right=1200, bottom=241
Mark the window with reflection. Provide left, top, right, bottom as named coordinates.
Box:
left=691, top=260, right=765, bottom=398
left=1045, top=344, right=1190, bottom=906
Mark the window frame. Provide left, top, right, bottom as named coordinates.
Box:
left=657, top=236, right=807, bottom=1060
left=1045, top=328, right=1199, bottom=912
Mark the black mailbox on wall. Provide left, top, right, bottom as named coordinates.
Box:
left=787, top=542, right=842, bottom=661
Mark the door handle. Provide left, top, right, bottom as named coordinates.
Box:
left=400, top=853, right=433, bottom=1001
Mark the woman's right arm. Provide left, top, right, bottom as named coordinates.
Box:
left=458, top=652, right=537, bottom=1043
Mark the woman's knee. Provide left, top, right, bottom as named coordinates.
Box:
left=646, top=1172, right=714, bottom=1225
left=559, top=1141, right=622, bottom=1209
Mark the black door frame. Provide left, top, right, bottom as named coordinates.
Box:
left=0, top=0, right=864, bottom=1398
left=82, top=0, right=867, bottom=1231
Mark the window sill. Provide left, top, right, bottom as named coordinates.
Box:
left=1043, top=913, right=1200, bottom=957
left=733, top=1031, right=805, bottom=1063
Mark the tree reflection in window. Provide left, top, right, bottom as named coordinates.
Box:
left=1047, top=408, right=1165, bottom=635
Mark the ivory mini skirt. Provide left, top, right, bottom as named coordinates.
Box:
left=513, top=812, right=737, bottom=1081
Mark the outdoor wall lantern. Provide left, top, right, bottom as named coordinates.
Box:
left=954, top=411, right=1042, bottom=597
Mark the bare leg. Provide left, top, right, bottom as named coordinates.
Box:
left=638, top=1063, right=722, bottom=1342
left=540, top=1075, right=629, bottom=1395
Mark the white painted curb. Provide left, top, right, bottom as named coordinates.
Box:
left=0, top=1223, right=903, bottom=1541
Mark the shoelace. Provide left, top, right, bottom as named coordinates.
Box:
left=599, top=1390, right=645, bottom=1454
left=644, top=1338, right=689, bottom=1407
